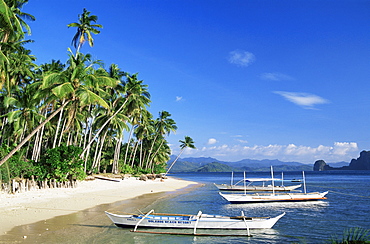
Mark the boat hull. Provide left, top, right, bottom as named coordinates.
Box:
left=105, top=211, right=285, bottom=229
left=219, top=191, right=329, bottom=203
left=214, top=183, right=302, bottom=191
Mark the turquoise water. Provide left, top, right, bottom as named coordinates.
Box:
left=121, top=171, right=370, bottom=244
left=2, top=171, right=369, bottom=243
left=101, top=171, right=370, bottom=244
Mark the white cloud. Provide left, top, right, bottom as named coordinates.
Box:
left=173, top=142, right=359, bottom=164
left=176, top=96, right=183, bottom=102
left=274, top=91, right=329, bottom=109
left=228, top=50, right=255, bottom=67
left=332, top=142, right=358, bottom=155
left=207, top=138, right=218, bottom=145
left=237, top=139, right=248, bottom=144
left=260, top=72, right=294, bottom=81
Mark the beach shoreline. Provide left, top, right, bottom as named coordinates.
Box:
left=0, top=176, right=197, bottom=235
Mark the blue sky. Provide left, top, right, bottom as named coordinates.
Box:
left=24, top=0, right=370, bottom=164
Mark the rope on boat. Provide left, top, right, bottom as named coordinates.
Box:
left=328, top=190, right=370, bottom=198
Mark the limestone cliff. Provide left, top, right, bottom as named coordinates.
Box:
left=313, top=150, right=370, bottom=171
left=348, top=151, right=370, bottom=170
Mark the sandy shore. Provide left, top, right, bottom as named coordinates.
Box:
left=0, top=176, right=197, bottom=235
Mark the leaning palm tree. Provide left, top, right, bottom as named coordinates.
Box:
left=164, top=136, right=196, bottom=176
left=145, top=111, right=177, bottom=167
left=67, top=8, right=102, bottom=56
left=82, top=73, right=151, bottom=158
left=0, top=51, right=118, bottom=167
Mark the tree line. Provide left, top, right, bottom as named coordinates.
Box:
left=0, top=1, right=195, bottom=184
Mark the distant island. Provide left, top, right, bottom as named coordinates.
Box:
left=167, top=150, right=370, bottom=173
left=166, top=156, right=312, bottom=172
left=313, top=150, right=370, bottom=171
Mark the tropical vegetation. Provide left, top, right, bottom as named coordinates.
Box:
left=0, top=1, right=195, bottom=185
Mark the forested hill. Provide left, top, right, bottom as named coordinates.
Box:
left=166, top=156, right=312, bottom=172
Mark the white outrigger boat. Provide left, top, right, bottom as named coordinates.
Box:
left=219, top=168, right=328, bottom=203
left=105, top=210, right=285, bottom=236
left=219, top=191, right=328, bottom=203
left=214, top=172, right=302, bottom=192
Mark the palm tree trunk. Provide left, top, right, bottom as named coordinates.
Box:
left=58, top=118, right=67, bottom=147
left=80, top=98, right=129, bottom=157
left=144, top=134, right=159, bottom=168
left=141, top=149, right=148, bottom=170
left=96, top=130, right=108, bottom=174
left=124, top=124, right=134, bottom=165
left=130, top=141, right=140, bottom=168
left=35, top=109, right=47, bottom=161
left=139, top=140, right=143, bottom=169
left=84, top=116, right=94, bottom=172
left=19, top=121, right=26, bottom=142
left=0, top=117, right=7, bottom=145
left=164, top=149, right=185, bottom=176
left=66, top=132, right=71, bottom=146
left=31, top=130, right=40, bottom=161
left=112, top=134, right=123, bottom=174
left=35, top=123, right=45, bottom=162
left=52, top=100, right=65, bottom=148
left=148, top=140, right=164, bottom=168
left=0, top=100, right=71, bottom=167
left=90, top=138, right=100, bottom=173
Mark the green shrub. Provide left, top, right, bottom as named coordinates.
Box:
left=38, top=144, right=86, bottom=181
left=0, top=145, right=36, bottom=182
left=119, top=163, right=134, bottom=174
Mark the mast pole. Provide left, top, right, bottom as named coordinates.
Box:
left=271, top=166, right=275, bottom=195
left=303, top=171, right=307, bottom=194
left=243, top=171, right=246, bottom=195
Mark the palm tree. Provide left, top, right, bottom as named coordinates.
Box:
left=0, top=0, right=34, bottom=51
left=3, top=83, right=42, bottom=143
left=89, top=96, right=129, bottom=173
left=165, top=136, right=196, bottom=176
left=4, top=0, right=35, bottom=36
left=0, top=96, right=70, bottom=167
left=0, top=51, right=118, bottom=167
left=145, top=111, right=177, bottom=167
left=67, top=8, right=102, bottom=55
left=0, top=0, right=35, bottom=89
left=81, top=73, right=151, bottom=158
left=0, top=0, right=17, bottom=62
left=4, top=43, right=36, bottom=94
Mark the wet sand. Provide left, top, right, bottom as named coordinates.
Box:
left=0, top=184, right=201, bottom=244
left=0, top=177, right=198, bottom=243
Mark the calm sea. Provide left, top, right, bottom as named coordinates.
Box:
left=1, top=171, right=370, bottom=244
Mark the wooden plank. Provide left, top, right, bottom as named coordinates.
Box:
left=94, top=176, right=121, bottom=182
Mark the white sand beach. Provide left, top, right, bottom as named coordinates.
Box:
left=0, top=176, right=197, bottom=235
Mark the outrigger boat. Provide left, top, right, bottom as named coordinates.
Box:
left=214, top=172, right=302, bottom=192
left=219, top=168, right=328, bottom=203
left=219, top=191, right=328, bottom=203
left=105, top=210, right=285, bottom=236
